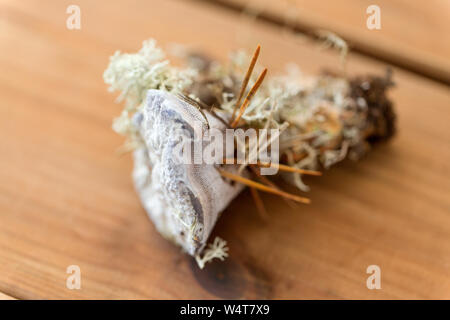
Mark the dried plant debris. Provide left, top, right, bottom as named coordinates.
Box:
left=104, top=39, right=396, bottom=266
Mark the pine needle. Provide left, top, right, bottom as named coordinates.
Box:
left=256, top=161, right=322, bottom=176
left=249, top=165, right=298, bottom=209
left=230, top=68, right=268, bottom=128
left=250, top=187, right=269, bottom=220
left=231, top=44, right=261, bottom=121
left=224, top=158, right=322, bottom=176
left=218, top=169, right=310, bottom=204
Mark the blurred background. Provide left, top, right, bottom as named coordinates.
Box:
left=0, top=0, right=449, bottom=299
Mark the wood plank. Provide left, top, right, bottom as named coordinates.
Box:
left=216, top=0, right=450, bottom=84
left=0, top=292, right=16, bottom=300
left=0, top=0, right=449, bottom=299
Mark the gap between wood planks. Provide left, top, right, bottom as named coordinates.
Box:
left=194, top=0, right=450, bottom=86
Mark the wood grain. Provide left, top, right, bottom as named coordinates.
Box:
left=0, top=292, right=16, bottom=300
left=216, top=0, right=450, bottom=84
left=0, top=0, right=449, bottom=299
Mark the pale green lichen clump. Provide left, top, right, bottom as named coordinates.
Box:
left=103, top=39, right=198, bottom=150
left=195, top=237, right=229, bottom=269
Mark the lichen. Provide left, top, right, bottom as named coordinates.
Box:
left=104, top=39, right=198, bottom=147
left=195, top=237, right=229, bottom=269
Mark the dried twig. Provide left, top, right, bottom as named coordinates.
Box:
left=256, top=160, right=322, bottom=176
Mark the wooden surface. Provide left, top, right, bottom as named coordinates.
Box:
left=218, top=0, right=450, bottom=84
left=0, top=292, right=15, bottom=300
left=0, top=0, right=449, bottom=299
